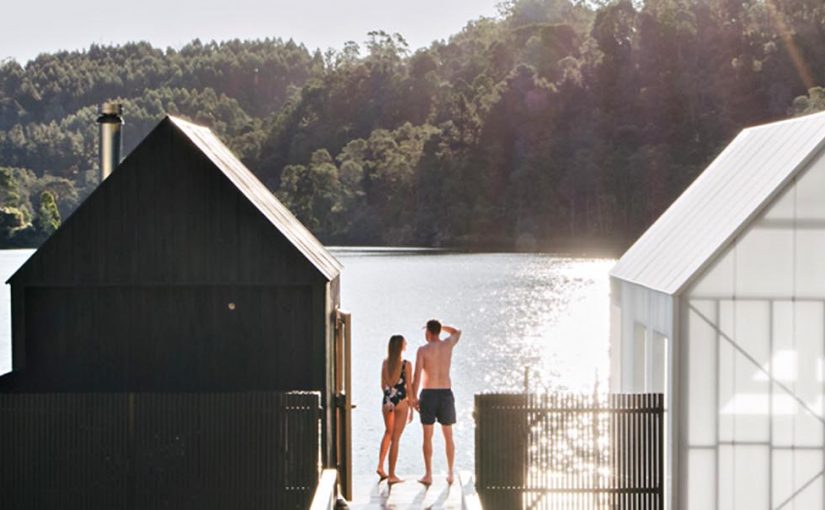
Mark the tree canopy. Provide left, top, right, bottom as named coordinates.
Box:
left=2, top=0, right=824, bottom=251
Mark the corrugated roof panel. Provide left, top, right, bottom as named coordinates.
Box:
left=611, top=111, right=825, bottom=295
left=169, top=116, right=342, bottom=280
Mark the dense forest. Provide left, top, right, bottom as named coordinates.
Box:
left=2, top=0, right=825, bottom=252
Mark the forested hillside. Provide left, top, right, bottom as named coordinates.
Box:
left=2, top=0, right=824, bottom=251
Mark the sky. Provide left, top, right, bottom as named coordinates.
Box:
left=1, top=0, right=501, bottom=64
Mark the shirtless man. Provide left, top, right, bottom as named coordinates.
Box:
left=412, top=319, right=462, bottom=486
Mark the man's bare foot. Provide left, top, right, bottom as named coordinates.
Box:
left=446, top=474, right=454, bottom=485
left=387, top=476, right=404, bottom=486
left=418, top=475, right=432, bottom=487
left=376, top=469, right=388, bottom=482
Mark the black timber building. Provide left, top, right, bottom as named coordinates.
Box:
left=2, top=116, right=343, bottom=464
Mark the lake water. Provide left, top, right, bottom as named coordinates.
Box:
left=0, top=248, right=613, bottom=478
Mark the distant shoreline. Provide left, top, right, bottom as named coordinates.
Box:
left=2, top=240, right=623, bottom=259
left=329, top=239, right=623, bottom=259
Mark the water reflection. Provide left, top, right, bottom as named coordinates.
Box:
left=334, top=249, right=613, bottom=476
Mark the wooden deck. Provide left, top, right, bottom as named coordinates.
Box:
left=348, top=474, right=462, bottom=509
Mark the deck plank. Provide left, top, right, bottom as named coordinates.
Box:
left=348, top=474, right=462, bottom=509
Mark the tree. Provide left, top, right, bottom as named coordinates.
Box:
left=36, top=190, right=61, bottom=236
left=277, top=149, right=341, bottom=239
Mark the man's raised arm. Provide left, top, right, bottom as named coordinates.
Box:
left=442, top=324, right=462, bottom=346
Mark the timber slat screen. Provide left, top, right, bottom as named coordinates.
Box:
left=475, top=393, right=664, bottom=509
left=0, top=391, right=320, bottom=510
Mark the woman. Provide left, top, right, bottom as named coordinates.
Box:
left=377, top=334, right=414, bottom=485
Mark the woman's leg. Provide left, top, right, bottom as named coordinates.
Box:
left=377, top=406, right=395, bottom=478
left=388, top=400, right=409, bottom=483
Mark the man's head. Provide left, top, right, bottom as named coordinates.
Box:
left=425, top=319, right=442, bottom=342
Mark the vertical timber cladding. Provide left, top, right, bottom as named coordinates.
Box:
left=20, top=285, right=315, bottom=391
left=0, top=392, right=321, bottom=510
left=474, top=393, right=665, bottom=509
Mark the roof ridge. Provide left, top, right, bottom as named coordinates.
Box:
left=611, top=113, right=825, bottom=295
left=168, top=116, right=342, bottom=279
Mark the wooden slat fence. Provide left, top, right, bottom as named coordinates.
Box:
left=475, top=393, right=664, bottom=510
left=0, top=391, right=320, bottom=510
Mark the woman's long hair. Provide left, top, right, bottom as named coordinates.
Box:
left=386, top=335, right=405, bottom=384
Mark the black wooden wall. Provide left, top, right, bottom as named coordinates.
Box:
left=4, top=119, right=336, bottom=398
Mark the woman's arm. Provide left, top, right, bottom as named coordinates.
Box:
left=380, top=360, right=387, bottom=390
left=405, top=360, right=414, bottom=400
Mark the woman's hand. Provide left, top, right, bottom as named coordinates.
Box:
left=407, top=404, right=415, bottom=423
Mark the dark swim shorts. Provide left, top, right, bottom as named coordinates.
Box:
left=419, top=389, right=456, bottom=425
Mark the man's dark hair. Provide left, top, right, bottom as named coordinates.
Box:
left=426, top=319, right=442, bottom=335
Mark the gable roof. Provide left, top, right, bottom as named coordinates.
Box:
left=168, top=116, right=342, bottom=280
left=8, top=116, right=341, bottom=283
left=610, top=111, right=825, bottom=295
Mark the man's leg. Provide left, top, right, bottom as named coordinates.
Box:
left=441, top=424, right=455, bottom=484
left=420, top=424, right=434, bottom=485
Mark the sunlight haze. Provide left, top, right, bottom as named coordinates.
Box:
left=2, top=0, right=500, bottom=63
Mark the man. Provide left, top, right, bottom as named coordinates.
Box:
left=412, top=319, right=462, bottom=486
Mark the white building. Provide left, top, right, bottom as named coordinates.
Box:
left=611, top=111, right=825, bottom=509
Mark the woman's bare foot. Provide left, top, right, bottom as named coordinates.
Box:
left=387, top=476, right=404, bottom=485
left=418, top=475, right=432, bottom=487
left=376, top=469, right=388, bottom=482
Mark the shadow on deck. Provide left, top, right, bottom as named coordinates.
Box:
left=348, top=474, right=463, bottom=510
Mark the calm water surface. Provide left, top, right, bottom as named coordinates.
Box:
left=0, top=248, right=613, bottom=477
left=335, top=248, right=613, bottom=477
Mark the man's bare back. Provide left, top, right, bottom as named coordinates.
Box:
left=416, top=331, right=458, bottom=389
left=412, top=321, right=462, bottom=485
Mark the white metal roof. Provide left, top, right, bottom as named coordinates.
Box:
left=170, top=116, right=343, bottom=280
left=611, top=111, right=825, bottom=295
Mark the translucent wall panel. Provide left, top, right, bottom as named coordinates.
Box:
left=615, top=282, right=673, bottom=393
left=688, top=300, right=717, bottom=446
left=687, top=449, right=715, bottom=510
left=772, top=302, right=825, bottom=448
left=651, top=332, right=668, bottom=394
left=613, top=282, right=674, bottom=505
left=793, top=302, right=824, bottom=447
left=739, top=301, right=770, bottom=440
left=772, top=301, right=798, bottom=448
left=684, top=151, right=825, bottom=510
left=690, top=249, right=734, bottom=298
left=796, top=230, right=825, bottom=297
left=735, top=227, right=794, bottom=297
left=718, top=445, right=769, bottom=510
left=773, top=450, right=823, bottom=510
left=717, top=300, right=770, bottom=441
left=634, top=323, right=646, bottom=392
left=718, top=333, right=735, bottom=442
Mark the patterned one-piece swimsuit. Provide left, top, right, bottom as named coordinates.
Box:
left=382, top=360, right=407, bottom=408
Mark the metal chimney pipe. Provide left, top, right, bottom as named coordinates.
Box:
left=97, top=102, right=123, bottom=180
